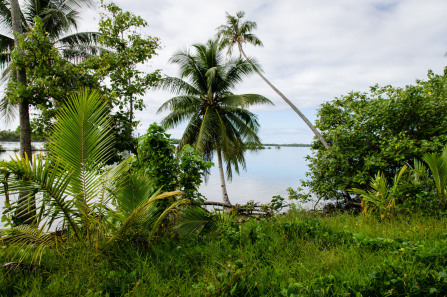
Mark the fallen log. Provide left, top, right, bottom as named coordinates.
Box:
left=203, top=201, right=232, bottom=208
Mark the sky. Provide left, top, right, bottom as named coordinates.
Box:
left=5, top=0, right=447, bottom=144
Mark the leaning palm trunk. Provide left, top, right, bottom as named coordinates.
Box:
left=237, top=43, right=330, bottom=149
left=217, top=149, right=231, bottom=206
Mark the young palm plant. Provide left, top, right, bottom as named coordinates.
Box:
left=0, top=89, right=181, bottom=264
left=158, top=39, right=273, bottom=206
left=421, top=146, right=447, bottom=209
left=216, top=11, right=330, bottom=149
left=350, top=165, right=408, bottom=221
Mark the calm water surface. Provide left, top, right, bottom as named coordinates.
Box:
left=199, top=146, right=311, bottom=205
left=0, top=142, right=312, bottom=210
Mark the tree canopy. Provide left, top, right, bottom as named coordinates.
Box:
left=304, top=69, right=447, bottom=202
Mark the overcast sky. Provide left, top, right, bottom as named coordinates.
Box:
left=7, top=0, right=447, bottom=143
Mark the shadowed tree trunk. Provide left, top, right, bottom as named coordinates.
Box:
left=11, top=0, right=35, bottom=223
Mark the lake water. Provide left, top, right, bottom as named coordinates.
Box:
left=0, top=142, right=313, bottom=210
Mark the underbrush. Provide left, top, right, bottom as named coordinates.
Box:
left=2, top=211, right=447, bottom=296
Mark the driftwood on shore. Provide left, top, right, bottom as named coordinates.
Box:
left=203, top=201, right=232, bottom=208
left=202, top=201, right=287, bottom=216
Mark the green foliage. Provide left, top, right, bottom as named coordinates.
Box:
left=136, top=123, right=178, bottom=192
left=177, top=145, right=212, bottom=203
left=6, top=17, right=100, bottom=138
left=2, top=212, right=447, bottom=296
left=422, top=146, right=447, bottom=209
left=0, top=89, right=181, bottom=264
left=350, top=145, right=447, bottom=216
left=261, top=195, right=287, bottom=216
left=0, top=129, right=19, bottom=141
left=84, top=2, right=161, bottom=156
left=135, top=123, right=212, bottom=204
left=351, top=165, right=407, bottom=220
left=1, top=0, right=101, bottom=134
left=306, top=69, right=447, bottom=202
left=0, top=128, right=45, bottom=142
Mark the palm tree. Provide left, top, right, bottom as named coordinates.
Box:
left=158, top=39, right=273, bottom=206
left=216, top=11, right=330, bottom=149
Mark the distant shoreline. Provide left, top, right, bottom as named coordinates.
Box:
left=0, top=140, right=311, bottom=148
left=263, top=143, right=311, bottom=147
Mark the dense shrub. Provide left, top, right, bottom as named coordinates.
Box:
left=305, top=68, right=447, bottom=203
left=135, top=123, right=212, bottom=203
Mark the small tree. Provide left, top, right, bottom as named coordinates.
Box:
left=86, top=2, right=161, bottom=156
left=7, top=17, right=100, bottom=138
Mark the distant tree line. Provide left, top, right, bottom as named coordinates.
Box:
left=263, top=143, right=311, bottom=147
left=169, top=139, right=310, bottom=147
left=0, top=129, right=44, bottom=142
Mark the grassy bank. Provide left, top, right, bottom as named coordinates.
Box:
left=2, top=211, right=447, bottom=296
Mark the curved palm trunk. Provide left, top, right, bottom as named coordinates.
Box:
left=217, top=149, right=232, bottom=206
left=11, top=0, right=35, bottom=223
left=238, top=43, right=330, bottom=149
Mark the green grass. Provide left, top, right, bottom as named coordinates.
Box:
left=2, top=211, right=447, bottom=296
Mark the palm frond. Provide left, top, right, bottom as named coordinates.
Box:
left=423, top=150, right=447, bottom=205
left=0, top=224, right=64, bottom=264
left=0, top=92, right=18, bottom=125
left=0, top=1, right=12, bottom=31
left=156, top=77, right=202, bottom=98
left=175, top=206, right=219, bottom=238
left=221, top=94, right=273, bottom=109
left=0, top=153, right=81, bottom=238
left=49, top=89, right=114, bottom=212
left=107, top=189, right=183, bottom=244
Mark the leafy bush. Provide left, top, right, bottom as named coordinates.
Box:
left=305, top=69, right=447, bottom=204
left=135, top=123, right=212, bottom=204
